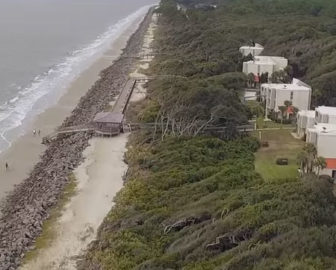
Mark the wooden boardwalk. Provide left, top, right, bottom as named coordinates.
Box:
left=43, top=79, right=137, bottom=143
left=119, top=53, right=160, bottom=60
left=43, top=76, right=256, bottom=144
left=133, top=75, right=188, bottom=83
left=127, top=122, right=255, bottom=133
left=42, top=125, right=95, bottom=143
left=112, top=80, right=136, bottom=114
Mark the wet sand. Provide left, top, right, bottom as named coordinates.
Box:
left=20, top=12, right=158, bottom=270
left=0, top=13, right=145, bottom=205
left=0, top=7, right=156, bottom=269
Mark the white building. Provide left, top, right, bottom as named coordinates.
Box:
left=307, top=123, right=336, bottom=178
left=261, top=78, right=312, bottom=117
left=296, top=106, right=336, bottom=138
left=177, top=4, right=187, bottom=12
left=239, top=43, right=264, bottom=57
left=297, top=110, right=315, bottom=138
left=315, top=106, right=336, bottom=124
left=242, top=56, right=288, bottom=77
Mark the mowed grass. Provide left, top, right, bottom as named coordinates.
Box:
left=256, top=117, right=295, bottom=129
left=254, top=129, right=304, bottom=182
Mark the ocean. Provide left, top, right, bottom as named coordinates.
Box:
left=0, top=0, right=156, bottom=153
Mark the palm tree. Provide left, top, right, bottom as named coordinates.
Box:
left=247, top=73, right=255, bottom=88
left=314, top=156, right=327, bottom=176
left=298, top=144, right=326, bottom=176
left=278, top=105, right=287, bottom=123
left=303, top=143, right=317, bottom=174
left=284, top=100, right=292, bottom=120
left=284, top=65, right=294, bottom=81
left=271, top=70, right=291, bottom=83
left=297, top=151, right=309, bottom=174
left=291, top=106, right=299, bottom=122
left=284, top=100, right=292, bottom=107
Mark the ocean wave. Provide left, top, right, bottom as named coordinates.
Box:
left=0, top=5, right=152, bottom=153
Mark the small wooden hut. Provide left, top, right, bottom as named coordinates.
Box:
left=93, top=112, right=124, bottom=136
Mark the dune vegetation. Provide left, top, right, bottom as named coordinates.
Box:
left=81, top=1, right=336, bottom=269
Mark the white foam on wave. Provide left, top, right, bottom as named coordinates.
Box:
left=0, top=5, right=152, bottom=153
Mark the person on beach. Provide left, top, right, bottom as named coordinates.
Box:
left=38, top=130, right=41, bottom=136
left=33, top=129, right=36, bottom=136
left=5, top=162, right=8, bottom=171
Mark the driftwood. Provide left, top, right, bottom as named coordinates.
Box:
left=164, top=213, right=212, bottom=234
left=206, top=229, right=253, bottom=252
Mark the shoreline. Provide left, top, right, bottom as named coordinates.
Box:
left=0, top=7, right=155, bottom=270
left=0, top=8, right=147, bottom=206
left=21, top=12, right=158, bottom=270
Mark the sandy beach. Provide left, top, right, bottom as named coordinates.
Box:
left=0, top=7, right=155, bottom=270
left=0, top=12, right=145, bottom=205
left=21, top=135, right=128, bottom=270
left=19, top=11, right=157, bottom=270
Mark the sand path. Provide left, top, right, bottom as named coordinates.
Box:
left=21, top=135, right=128, bottom=270
left=129, top=13, right=158, bottom=102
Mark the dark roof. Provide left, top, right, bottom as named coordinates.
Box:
left=93, top=112, right=124, bottom=123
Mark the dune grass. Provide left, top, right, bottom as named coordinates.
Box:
left=22, top=174, right=77, bottom=264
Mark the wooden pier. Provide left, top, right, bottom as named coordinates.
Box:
left=112, top=80, right=136, bottom=114
left=43, top=79, right=137, bottom=144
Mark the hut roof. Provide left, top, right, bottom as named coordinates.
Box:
left=93, top=112, right=124, bottom=124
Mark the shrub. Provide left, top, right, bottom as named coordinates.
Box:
left=276, top=158, right=289, bottom=165
left=261, top=141, right=269, bottom=147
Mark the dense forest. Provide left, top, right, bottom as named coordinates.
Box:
left=81, top=0, right=336, bottom=269
left=164, top=0, right=336, bottom=106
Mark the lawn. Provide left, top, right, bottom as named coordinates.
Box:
left=256, top=117, right=295, bottom=129
left=254, top=129, right=304, bottom=182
